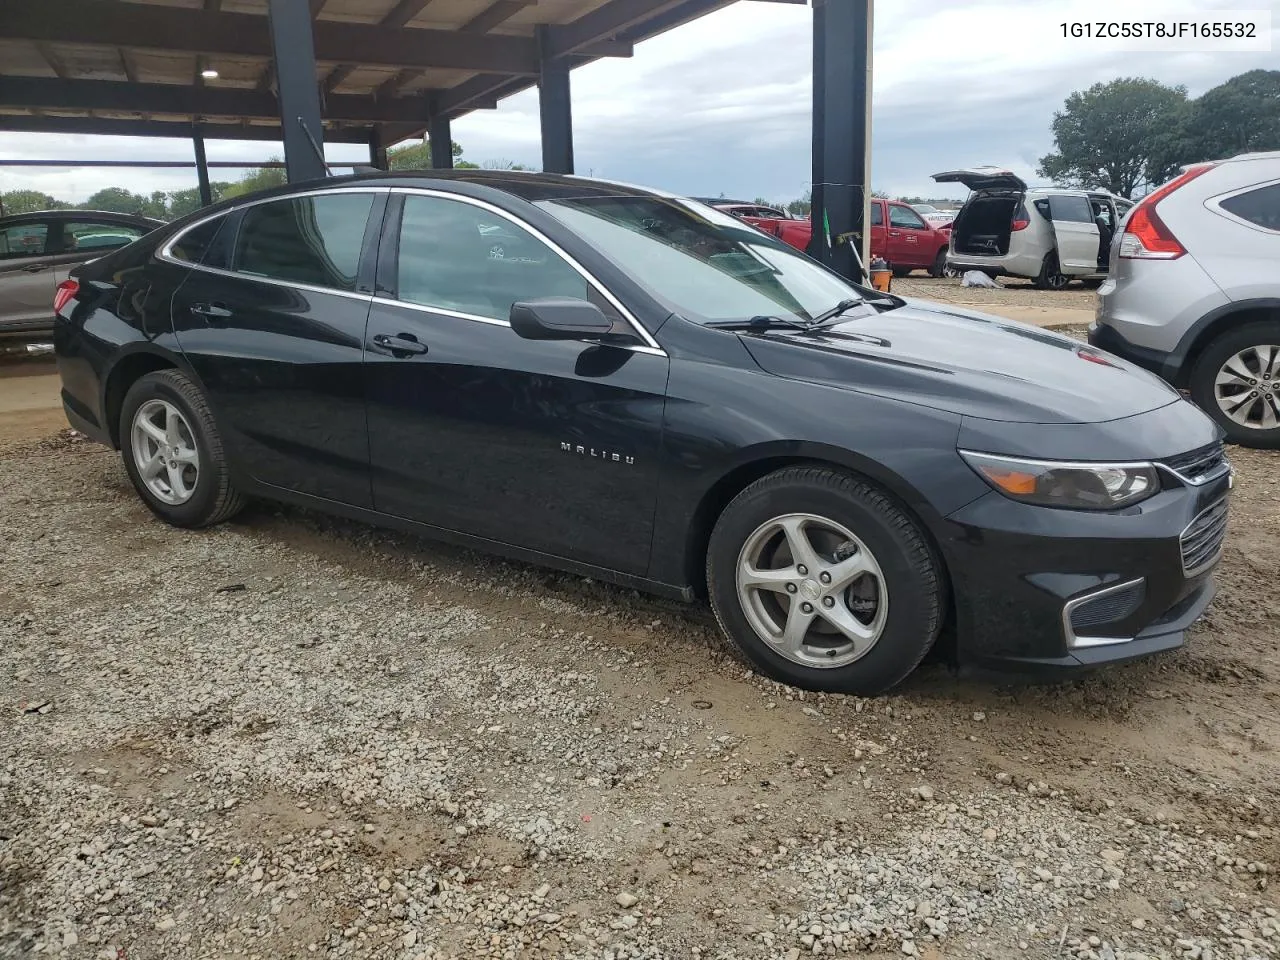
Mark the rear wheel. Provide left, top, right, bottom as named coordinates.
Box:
left=892, top=265, right=912, bottom=278
left=1189, top=323, right=1280, bottom=448
left=706, top=466, right=944, bottom=695
left=928, top=248, right=948, bottom=278
left=119, top=369, right=246, bottom=527
left=1033, top=252, right=1070, bottom=290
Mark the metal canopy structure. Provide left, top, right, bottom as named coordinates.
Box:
left=0, top=0, right=872, bottom=279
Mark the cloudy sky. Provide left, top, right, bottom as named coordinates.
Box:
left=1, top=0, right=1274, bottom=207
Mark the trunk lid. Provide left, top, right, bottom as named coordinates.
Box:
left=932, top=167, right=1027, bottom=192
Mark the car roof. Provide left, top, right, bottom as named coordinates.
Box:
left=0, top=209, right=165, bottom=227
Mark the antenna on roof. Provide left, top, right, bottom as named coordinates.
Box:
left=297, top=117, right=331, bottom=177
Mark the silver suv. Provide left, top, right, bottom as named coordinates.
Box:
left=933, top=167, right=1134, bottom=289
left=1090, top=151, right=1280, bottom=448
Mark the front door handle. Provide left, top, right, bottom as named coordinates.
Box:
left=190, top=301, right=233, bottom=319
left=371, top=333, right=428, bottom=357
left=23, top=263, right=48, bottom=273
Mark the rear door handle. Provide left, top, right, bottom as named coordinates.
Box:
left=371, top=333, right=428, bottom=357
left=190, top=301, right=233, bottom=319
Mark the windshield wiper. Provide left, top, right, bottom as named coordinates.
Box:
left=808, top=297, right=864, bottom=326
left=704, top=315, right=814, bottom=331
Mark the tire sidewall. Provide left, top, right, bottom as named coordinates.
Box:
left=119, top=372, right=225, bottom=525
left=1190, top=323, right=1280, bottom=449
left=708, top=475, right=939, bottom=694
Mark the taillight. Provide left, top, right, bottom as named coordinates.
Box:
left=54, top=279, right=79, bottom=315
left=1119, top=164, right=1215, bottom=260
left=1010, top=218, right=1030, bottom=231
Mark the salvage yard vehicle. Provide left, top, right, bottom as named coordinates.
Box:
left=711, top=198, right=951, bottom=277
left=55, top=172, right=1231, bottom=695
left=934, top=167, right=1132, bottom=289
left=1090, top=151, right=1280, bottom=448
left=1, top=210, right=162, bottom=337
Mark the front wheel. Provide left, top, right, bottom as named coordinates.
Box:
left=1189, top=323, right=1280, bottom=448
left=119, top=369, right=246, bottom=527
left=706, top=466, right=945, bottom=695
left=928, top=248, right=948, bottom=278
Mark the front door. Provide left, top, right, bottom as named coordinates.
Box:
left=887, top=203, right=931, bottom=268
left=172, top=190, right=384, bottom=507
left=364, top=191, right=669, bottom=574
left=1046, top=194, right=1102, bottom=274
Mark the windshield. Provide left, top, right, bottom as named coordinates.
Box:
left=536, top=195, right=866, bottom=325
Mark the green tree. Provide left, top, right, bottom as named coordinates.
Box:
left=387, top=139, right=466, bottom=170
left=0, top=190, right=68, bottom=215
left=82, top=187, right=154, bottom=215
left=483, top=159, right=534, bottom=171
left=222, top=161, right=288, bottom=200
left=168, top=183, right=232, bottom=218
left=1183, top=69, right=1280, bottom=162
left=786, top=191, right=811, bottom=217
left=1038, top=78, right=1190, bottom=198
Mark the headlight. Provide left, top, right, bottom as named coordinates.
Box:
left=960, top=451, right=1160, bottom=510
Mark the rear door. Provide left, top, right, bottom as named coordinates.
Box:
left=1045, top=194, right=1101, bottom=273
left=0, top=219, right=56, bottom=331
left=867, top=200, right=887, bottom=259
left=171, top=189, right=384, bottom=507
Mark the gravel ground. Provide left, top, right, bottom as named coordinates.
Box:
left=894, top=276, right=1099, bottom=311
left=3, top=392, right=1279, bottom=959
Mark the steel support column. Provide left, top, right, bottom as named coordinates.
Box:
left=427, top=115, right=453, bottom=169
left=192, top=125, right=212, bottom=207
left=807, top=0, right=872, bottom=282
left=368, top=127, right=389, bottom=170
left=266, top=0, right=326, bottom=182
left=537, top=26, right=574, bottom=174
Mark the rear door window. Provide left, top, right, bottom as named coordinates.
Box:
left=61, top=220, right=148, bottom=254
left=1048, top=195, right=1093, bottom=223
left=170, top=214, right=231, bottom=268
left=1220, top=183, right=1280, bottom=231
left=869, top=203, right=884, bottom=226
left=233, top=193, right=375, bottom=291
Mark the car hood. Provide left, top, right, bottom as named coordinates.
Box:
left=738, top=299, right=1182, bottom=424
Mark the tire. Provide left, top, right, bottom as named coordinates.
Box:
left=892, top=266, right=912, bottom=279
left=1188, top=322, right=1280, bottom=449
left=119, top=369, right=246, bottom=527
left=706, top=466, right=945, bottom=696
left=928, top=248, right=948, bottom=278
left=1033, top=252, right=1070, bottom=290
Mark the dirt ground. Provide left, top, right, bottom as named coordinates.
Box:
left=2, top=318, right=1278, bottom=960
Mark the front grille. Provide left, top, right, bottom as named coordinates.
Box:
left=1180, top=498, right=1229, bottom=575
left=1161, top=442, right=1228, bottom=484
left=1069, top=582, right=1145, bottom=632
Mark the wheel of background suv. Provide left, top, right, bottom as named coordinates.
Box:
left=1034, top=252, right=1070, bottom=290
left=928, top=248, right=948, bottom=278
left=1189, top=322, right=1280, bottom=449
left=706, top=466, right=944, bottom=695
left=892, top=266, right=912, bottom=279
left=119, top=369, right=246, bottom=527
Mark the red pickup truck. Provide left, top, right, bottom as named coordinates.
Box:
left=712, top=200, right=952, bottom=277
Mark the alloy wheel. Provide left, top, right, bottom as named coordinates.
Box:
left=131, top=399, right=200, bottom=505
left=1046, top=271, right=1069, bottom=289
left=735, top=512, right=888, bottom=669
left=1214, top=344, right=1280, bottom=430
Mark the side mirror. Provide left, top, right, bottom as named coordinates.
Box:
left=509, top=297, right=615, bottom=341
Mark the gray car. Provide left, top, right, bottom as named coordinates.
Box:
left=0, top=210, right=161, bottom=337
left=1090, top=151, right=1280, bottom=448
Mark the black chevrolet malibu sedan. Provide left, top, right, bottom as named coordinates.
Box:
left=53, top=172, right=1232, bottom=695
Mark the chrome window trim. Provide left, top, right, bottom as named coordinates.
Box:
left=367, top=295, right=666, bottom=357
left=156, top=186, right=390, bottom=294
left=1061, top=577, right=1145, bottom=650
left=390, top=186, right=665, bottom=355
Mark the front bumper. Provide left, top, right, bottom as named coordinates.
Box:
left=939, top=468, right=1230, bottom=673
